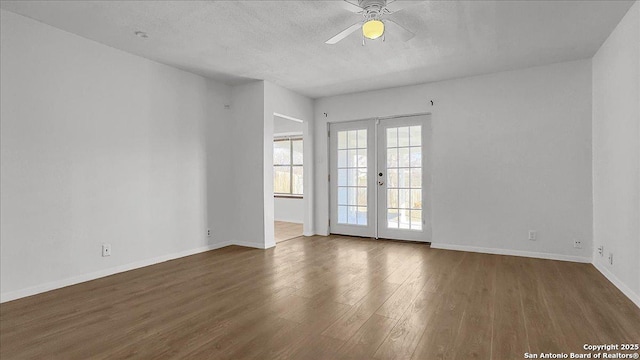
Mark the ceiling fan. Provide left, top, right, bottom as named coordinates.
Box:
left=326, top=0, right=415, bottom=45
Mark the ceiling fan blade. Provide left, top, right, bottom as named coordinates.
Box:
left=384, top=0, right=408, bottom=13
left=384, top=19, right=415, bottom=42
left=339, top=0, right=364, bottom=13
left=325, top=22, right=362, bottom=44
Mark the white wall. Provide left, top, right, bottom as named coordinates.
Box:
left=315, top=59, right=593, bottom=262
left=274, top=198, right=304, bottom=223
left=592, top=1, right=640, bottom=306
left=274, top=116, right=303, bottom=135
left=229, top=81, right=267, bottom=248
left=206, top=81, right=234, bottom=242
left=0, top=10, right=232, bottom=301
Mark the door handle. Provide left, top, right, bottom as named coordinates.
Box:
left=378, top=181, right=384, bottom=186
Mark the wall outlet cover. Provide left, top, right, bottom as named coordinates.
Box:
left=102, top=244, right=111, bottom=257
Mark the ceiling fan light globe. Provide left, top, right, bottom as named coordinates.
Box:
left=363, top=20, right=384, bottom=40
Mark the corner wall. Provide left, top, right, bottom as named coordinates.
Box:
left=229, top=81, right=268, bottom=248
left=265, top=82, right=315, bottom=236
left=592, top=1, right=640, bottom=307
left=225, top=81, right=314, bottom=248
left=315, top=59, right=593, bottom=262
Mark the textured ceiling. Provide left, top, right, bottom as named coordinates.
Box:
left=0, top=0, right=634, bottom=98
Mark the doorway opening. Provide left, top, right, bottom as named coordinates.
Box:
left=273, top=114, right=305, bottom=243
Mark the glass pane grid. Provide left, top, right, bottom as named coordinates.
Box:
left=336, top=129, right=367, bottom=226
left=386, top=126, right=422, bottom=231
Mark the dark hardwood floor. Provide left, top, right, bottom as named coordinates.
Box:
left=1, top=235, right=639, bottom=359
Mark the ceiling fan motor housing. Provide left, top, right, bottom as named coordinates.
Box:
left=359, top=0, right=387, bottom=20
left=358, top=0, right=387, bottom=9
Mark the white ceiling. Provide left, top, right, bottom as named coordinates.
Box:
left=0, top=0, right=634, bottom=98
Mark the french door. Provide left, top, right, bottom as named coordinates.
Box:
left=329, top=114, right=431, bottom=242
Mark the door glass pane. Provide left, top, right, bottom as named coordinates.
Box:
left=357, top=130, right=367, bottom=148
left=399, top=169, right=410, bottom=188
left=399, top=209, right=411, bottom=229
left=357, top=188, right=367, bottom=206
left=338, top=132, right=348, bottom=149
left=348, top=149, right=358, bottom=168
left=348, top=169, right=357, bottom=186
left=357, top=169, right=367, bottom=186
left=387, top=169, right=398, bottom=188
left=399, top=148, right=410, bottom=167
left=336, top=129, right=367, bottom=226
left=385, top=125, right=422, bottom=230
left=348, top=130, right=357, bottom=148
left=411, top=210, right=423, bottom=230
left=410, top=189, right=422, bottom=209
left=338, top=206, right=347, bottom=223
left=398, top=127, right=410, bottom=147
left=387, top=128, right=397, bottom=147
left=410, top=126, right=422, bottom=146
left=348, top=187, right=357, bottom=206
left=387, top=209, right=399, bottom=228
left=410, top=168, right=422, bottom=188
left=338, top=169, right=347, bottom=186
left=338, top=150, right=347, bottom=168
left=357, top=149, right=367, bottom=167
left=348, top=206, right=357, bottom=223
left=410, top=147, right=421, bottom=167
left=387, top=189, right=398, bottom=208
left=387, top=148, right=398, bottom=167
left=399, top=189, right=410, bottom=208
left=357, top=207, right=367, bottom=225
left=338, top=187, right=347, bottom=205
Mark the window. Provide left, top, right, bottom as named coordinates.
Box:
left=274, top=137, right=303, bottom=196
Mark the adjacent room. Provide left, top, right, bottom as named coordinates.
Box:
left=1, top=0, right=639, bottom=359
left=273, top=114, right=305, bottom=243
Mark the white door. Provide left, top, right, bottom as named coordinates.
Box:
left=329, top=120, right=376, bottom=237
left=329, top=114, right=431, bottom=242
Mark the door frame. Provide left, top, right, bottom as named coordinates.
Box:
left=327, top=112, right=432, bottom=242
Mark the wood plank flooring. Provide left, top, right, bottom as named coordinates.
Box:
left=275, top=221, right=303, bottom=243
left=1, top=235, right=639, bottom=359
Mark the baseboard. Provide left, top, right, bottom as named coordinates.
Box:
left=592, top=260, right=640, bottom=309
left=430, top=242, right=592, bottom=263
left=0, top=241, right=232, bottom=303
left=232, top=240, right=276, bottom=249
left=274, top=219, right=304, bottom=224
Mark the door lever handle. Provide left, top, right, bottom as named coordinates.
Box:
left=378, top=181, right=384, bottom=186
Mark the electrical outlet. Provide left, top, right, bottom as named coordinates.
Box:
left=207, top=229, right=211, bottom=237
left=528, top=230, right=537, bottom=241
left=598, top=246, right=603, bottom=256
left=573, top=240, right=582, bottom=249
left=102, top=243, right=111, bottom=257
left=608, top=252, right=613, bottom=265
